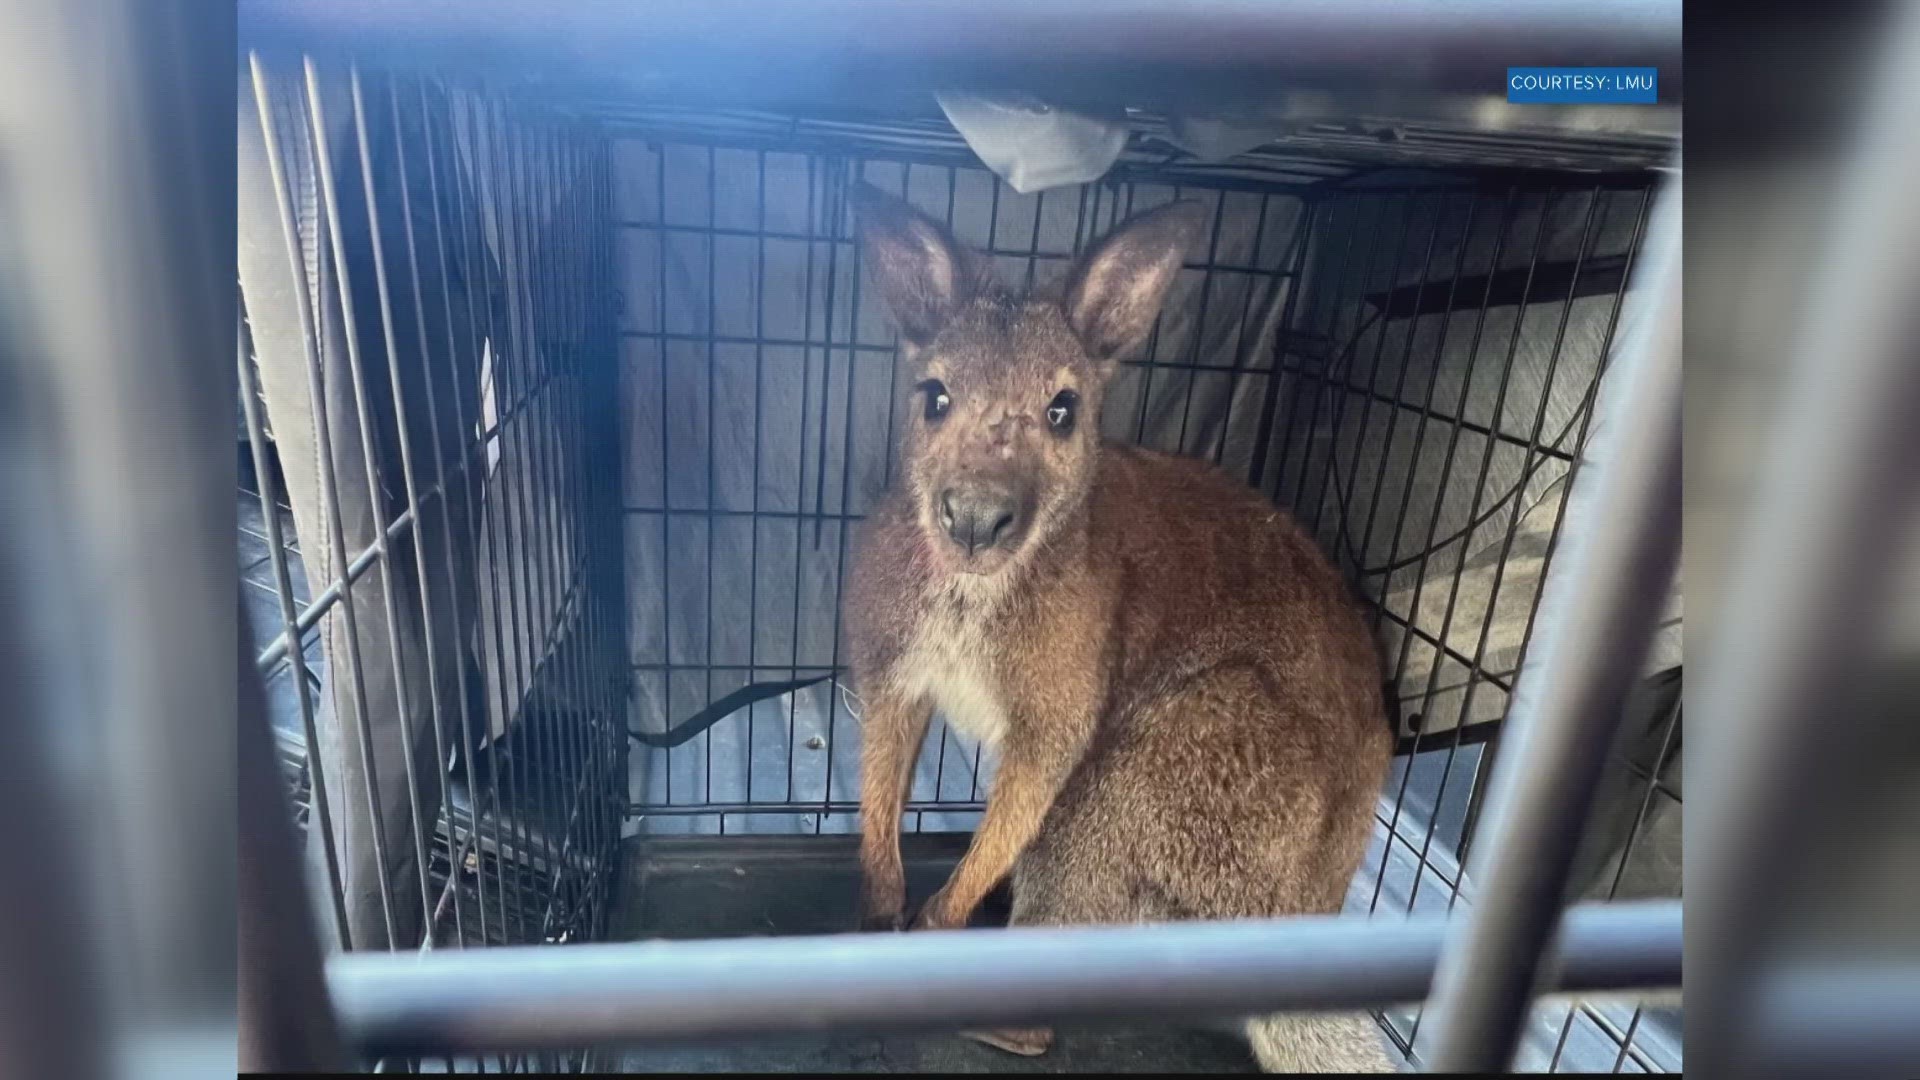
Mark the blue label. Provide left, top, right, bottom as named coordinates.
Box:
left=1507, top=67, right=1659, bottom=104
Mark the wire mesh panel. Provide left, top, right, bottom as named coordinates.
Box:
left=239, top=58, right=627, bottom=1072
left=611, top=121, right=1678, bottom=1071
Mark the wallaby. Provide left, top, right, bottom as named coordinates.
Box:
left=843, top=182, right=1398, bottom=1074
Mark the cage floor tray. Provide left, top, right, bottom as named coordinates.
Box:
left=609, top=833, right=1259, bottom=1073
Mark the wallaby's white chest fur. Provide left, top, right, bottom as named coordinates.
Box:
left=891, top=583, right=1010, bottom=751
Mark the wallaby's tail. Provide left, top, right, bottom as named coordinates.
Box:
left=1245, top=1011, right=1401, bottom=1074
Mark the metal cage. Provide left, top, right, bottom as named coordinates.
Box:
left=601, top=124, right=1676, bottom=1070
left=239, top=61, right=628, bottom=1070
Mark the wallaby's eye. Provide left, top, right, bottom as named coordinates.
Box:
left=919, top=379, right=952, bottom=422
left=1046, top=389, right=1079, bottom=435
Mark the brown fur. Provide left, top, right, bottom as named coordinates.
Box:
left=844, top=184, right=1397, bottom=1073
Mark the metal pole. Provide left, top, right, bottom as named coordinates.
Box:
left=1686, top=5, right=1920, bottom=1072
left=0, top=1, right=241, bottom=1076
left=1419, top=175, right=1682, bottom=1073
left=328, top=899, right=1679, bottom=1057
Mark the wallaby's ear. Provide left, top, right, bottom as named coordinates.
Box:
left=851, top=182, right=981, bottom=348
left=1062, top=199, right=1207, bottom=362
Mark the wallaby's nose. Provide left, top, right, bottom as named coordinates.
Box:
left=939, top=487, right=1020, bottom=557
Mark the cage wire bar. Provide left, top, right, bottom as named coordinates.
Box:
left=239, top=53, right=627, bottom=1071
left=326, top=899, right=1681, bottom=1058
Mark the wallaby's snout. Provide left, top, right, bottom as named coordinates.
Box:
left=939, top=481, right=1025, bottom=558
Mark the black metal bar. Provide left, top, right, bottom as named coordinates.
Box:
left=1172, top=190, right=1230, bottom=454
left=784, top=154, right=821, bottom=809
left=809, top=164, right=841, bottom=549
left=327, top=899, right=1681, bottom=1058
left=705, top=144, right=720, bottom=808
left=617, top=221, right=1290, bottom=278
left=1021, top=187, right=1046, bottom=293
left=1128, top=185, right=1168, bottom=446
left=1209, top=191, right=1275, bottom=468
left=624, top=328, right=1343, bottom=379
left=875, top=160, right=918, bottom=490
left=821, top=159, right=869, bottom=817
left=1244, top=197, right=1318, bottom=491
left=744, top=148, right=770, bottom=804
left=1070, top=183, right=1091, bottom=257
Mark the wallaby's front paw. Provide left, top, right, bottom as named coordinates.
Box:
left=858, top=909, right=905, bottom=933
left=963, top=1027, right=1054, bottom=1057
left=909, top=891, right=968, bottom=931
left=858, top=874, right=906, bottom=933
